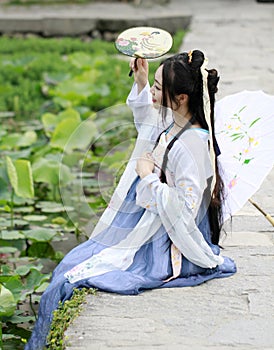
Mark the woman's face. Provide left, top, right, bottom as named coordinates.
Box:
left=150, top=65, right=163, bottom=109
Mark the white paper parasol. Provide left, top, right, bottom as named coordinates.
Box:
left=214, top=90, right=274, bottom=222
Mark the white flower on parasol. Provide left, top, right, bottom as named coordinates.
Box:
left=214, top=90, right=274, bottom=224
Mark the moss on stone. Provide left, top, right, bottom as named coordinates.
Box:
left=46, top=287, right=96, bottom=350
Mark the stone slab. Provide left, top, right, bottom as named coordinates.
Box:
left=0, top=14, right=191, bottom=36
left=96, top=15, right=191, bottom=34
left=220, top=231, right=273, bottom=247
left=65, top=246, right=274, bottom=349
left=0, top=18, right=42, bottom=33
left=0, top=1, right=192, bottom=36
left=43, top=17, right=97, bottom=36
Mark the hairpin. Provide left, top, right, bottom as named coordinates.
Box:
left=188, top=50, right=193, bottom=63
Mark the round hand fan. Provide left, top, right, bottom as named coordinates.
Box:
left=115, top=26, right=173, bottom=76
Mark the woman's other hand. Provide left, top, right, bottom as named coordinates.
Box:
left=136, top=152, right=155, bottom=179
left=130, top=58, right=149, bottom=94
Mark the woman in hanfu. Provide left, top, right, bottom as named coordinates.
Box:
left=25, top=49, right=236, bottom=350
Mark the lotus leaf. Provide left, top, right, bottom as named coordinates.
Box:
left=0, top=284, right=16, bottom=317
left=0, top=230, right=25, bottom=240
left=6, top=157, right=34, bottom=198
left=0, top=275, right=24, bottom=304
left=23, top=215, right=48, bottom=222
left=32, top=158, right=74, bottom=186
left=23, top=228, right=58, bottom=242
left=67, top=52, right=94, bottom=69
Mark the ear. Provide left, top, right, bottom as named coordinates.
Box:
left=177, top=94, right=189, bottom=105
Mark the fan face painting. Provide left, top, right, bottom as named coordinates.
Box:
left=115, top=26, right=173, bottom=59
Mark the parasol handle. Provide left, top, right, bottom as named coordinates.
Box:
left=265, top=214, right=274, bottom=226
left=248, top=198, right=274, bottom=227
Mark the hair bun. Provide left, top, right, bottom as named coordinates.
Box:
left=207, top=68, right=220, bottom=93
left=189, top=49, right=205, bottom=70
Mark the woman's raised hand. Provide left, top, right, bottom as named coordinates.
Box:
left=129, top=58, right=149, bottom=94
left=136, top=152, right=155, bottom=179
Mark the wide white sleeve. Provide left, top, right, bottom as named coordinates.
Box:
left=126, top=82, right=154, bottom=132
left=136, top=134, right=223, bottom=268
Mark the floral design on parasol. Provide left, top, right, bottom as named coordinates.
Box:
left=214, top=90, right=274, bottom=223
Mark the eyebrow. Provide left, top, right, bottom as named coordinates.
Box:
left=154, top=78, right=162, bottom=86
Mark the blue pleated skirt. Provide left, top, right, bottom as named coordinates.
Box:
left=25, top=177, right=236, bottom=350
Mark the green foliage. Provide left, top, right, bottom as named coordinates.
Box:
left=0, top=31, right=184, bottom=118
left=0, top=36, right=118, bottom=117
left=41, top=108, right=97, bottom=152
left=32, top=158, right=74, bottom=186
left=170, top=29, right=186, bottom=53
left=0, top=285, right=16, bottom=317
left=0, top=262, right=52, bottom=348
left=6, top=157, right=34, bottom=199
left=47, top=288, right=96, bottom=350
left=0, top=36, right=117, bottom=55
left=1, top=131, right=37, bottom=150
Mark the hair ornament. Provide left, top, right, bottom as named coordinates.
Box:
left=187, top=50, right=193, bottom=63
left=201, top=57, right=216, bottom=193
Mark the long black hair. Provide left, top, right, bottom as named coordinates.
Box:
left=157, top=50, right=224, bottom=245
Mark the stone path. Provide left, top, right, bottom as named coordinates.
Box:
left=63, top=1, right=274, bottom=349
left=65, top=244, right=274, bottom=349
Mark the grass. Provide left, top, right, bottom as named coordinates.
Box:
left=47, top=288, right=96, bottom=350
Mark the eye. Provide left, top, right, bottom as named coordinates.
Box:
left=154, top=84, right=161, bottom=91
left=151, top=80, right=162, bottom=92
